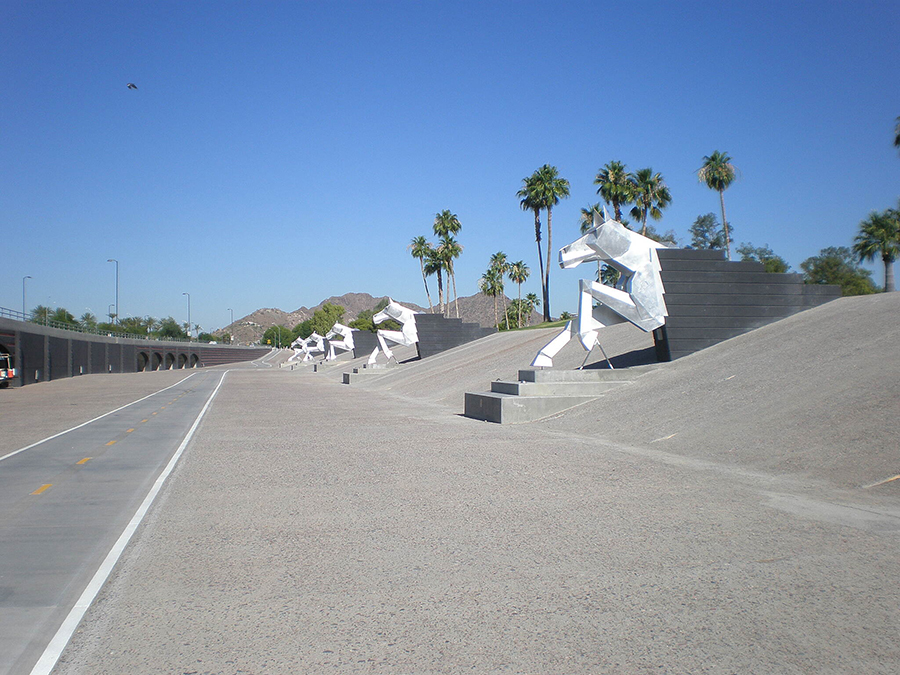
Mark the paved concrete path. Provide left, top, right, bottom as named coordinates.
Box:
left=52, top=363, right=900, bottom=673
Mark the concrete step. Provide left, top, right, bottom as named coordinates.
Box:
left=517, top=364, right=657, bottom=383
left=342, top=370, right=391, bottom=384
left=490, top=379, right=630, bottom=397
left=464, top=391, right=600, bottom=424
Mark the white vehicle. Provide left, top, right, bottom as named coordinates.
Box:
left=0, top=352, right=15, bottom=388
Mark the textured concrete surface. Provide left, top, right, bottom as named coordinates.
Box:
left=43, top=294, right=900, bottom=674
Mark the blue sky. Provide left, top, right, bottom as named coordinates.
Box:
left=2, top=1, right=898, bottom=332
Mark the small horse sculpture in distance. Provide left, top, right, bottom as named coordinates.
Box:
left=368, top=298, right=418, bottom=364
left=532, top=212, right=669, bottom=368
left=324, top=323, right=355, bottom=361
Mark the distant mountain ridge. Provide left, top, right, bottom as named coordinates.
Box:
left=220, top=291, right=538, bottom=344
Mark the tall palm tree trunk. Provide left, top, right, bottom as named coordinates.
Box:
left=543, top=206, right=553, bottom=322
left=452, top=271, right=459, bottom=317
left=436, top=270, right=444, bottom=315
left=492, top=293, right=498, bottom=328
left=419, top=260, right=434, bottom=312
left=517, top=282, right=522, bottom=328
left=719, top=190, right=731, bottom=260
left=884, top=254, right=896, bottom=292
left=533, top=209, right=546, bottom=322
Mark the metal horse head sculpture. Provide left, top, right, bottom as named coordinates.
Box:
left=532, top=214, right=669, bottom=368
left=368, top=298, right=418, bottom=364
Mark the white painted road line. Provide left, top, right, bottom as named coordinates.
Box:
left=28, top=370, right=230, bottom=675
left=0, top=374, right=196, bottom=464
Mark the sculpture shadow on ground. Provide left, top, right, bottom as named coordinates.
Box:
left=583, top=346, right=659, bottom=370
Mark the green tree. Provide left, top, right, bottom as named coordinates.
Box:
left=507, top=260, right=529, bottom=329
left=698, top=150, right=737, bottom=260
left=489, top=252, right=510, bottom=329
left=262, top=325, right=293, bottom=347
left=50, top=307, right=78, bottom=326
left=801, top=246, right=877, bottom=296
left=434, top=210, right=462, bottom=317
left=737, top=243, right=790, bottom=274
left=689, top=213, right=730, bottom=250
left=197, top=332, right=217, bottom=343
left=438, top=234, right=463, bottom=318
left=529, top=164, right=570, bottom=322
left=118, top=316, right=151, bottom=335
left=79, top=312, right=98, bottom=331
left=424, top=245, right=445, bottom=315
left=594, top=160, right=633, bottom=222
left=524, top=292, right=540, bottom=325
left=853, top=208, right=899, bottom=292
left=642, top=223, right=679, bottom=247
left=304, top=303, right=345, bottom=337
left=30, top=305, right=51, bottom=324
left=629, top=168, right=672, bottom=237
left=156, top=317, right=188, bottom=339
left=517, top=173, right=546, bottom=321
left=479, top=265, right=503, bottom=329
left=408, top=236, right=435, bottom=313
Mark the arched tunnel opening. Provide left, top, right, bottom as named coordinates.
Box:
left=137, top=352, right=149, bottom=372
left=151, top=352, right=163, bottom=371
left=178, top=353, right=188, bottom=369
left=165, top=353, right=176, bottom=370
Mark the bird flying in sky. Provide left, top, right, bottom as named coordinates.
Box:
left=126, top=83, right=137, bottom=90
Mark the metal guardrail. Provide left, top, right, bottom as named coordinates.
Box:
left=0, top=306, right=193, bottom=343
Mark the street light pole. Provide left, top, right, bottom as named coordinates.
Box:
left=182, top=292, right=191, bottom=340
left=107, top=259, right=119, bottom=324
left=228, top=308, right=234, bottom=343
left=22, top=275, right=32, bottom=319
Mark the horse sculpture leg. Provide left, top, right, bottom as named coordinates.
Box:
left=531, top=321, right=576, bottom=368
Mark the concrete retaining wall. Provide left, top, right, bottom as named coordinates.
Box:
left=0, top=318, right=270, bottom=387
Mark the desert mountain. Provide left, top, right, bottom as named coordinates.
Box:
left=221, top=291, right=540, bottom=344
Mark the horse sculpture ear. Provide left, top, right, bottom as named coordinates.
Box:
left=602, top=205, right=610, bottom=221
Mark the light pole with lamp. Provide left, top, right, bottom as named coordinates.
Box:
left=107, top=259, right=119, bottom=325
left=182, top=292, right=191, bottom=340
left=108, top=304, right=115, bottom=324
left=228, top=308, right=234, bottom=343
left=22, top=275, right=31, bottom=319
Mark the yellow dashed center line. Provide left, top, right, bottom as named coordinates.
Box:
left=141, top=419, right=149, bottom=423
left=126, top=428, right=135, bottom=433
left=77, top=457, right=92, bottom=465
left=31, top=484, right=52, bottom=495
left=152, top=412, right=158, bottom=416
left=105, top=440, right=117, bottom=446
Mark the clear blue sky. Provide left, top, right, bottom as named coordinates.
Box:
left=2, top=1, right=898, bottom=332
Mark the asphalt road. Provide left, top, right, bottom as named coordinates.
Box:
left=0, top=369, right=229, bottom=675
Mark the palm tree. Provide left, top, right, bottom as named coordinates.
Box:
left=524, top=292, right=540, bottom=326
left=517, top=174, right=545, bottom=323
left=508, top=260, right=530, bottom=329
left=434, top=210, right=462, bottom=317
left=629, top=168, right=672, bottom=237
left=31, top=305, right=51, bottom=324
left=489, top=251, right=511, bottom=329
left=594, top=161, right=633, bottom=222
left=531, top=164, right=570, bottom=322
left=579, top=203, right=604, bottom=233
left=408, top=236, right=434, bottom=313
left=853, top=208, right=899, bottom=292
left=698, top=151, right=737, bottom=260
left=478, top=266, right=503, bottom=328
left=424, top=246, right=444, bottom=314
left=439, top=235, right=463, bottom=318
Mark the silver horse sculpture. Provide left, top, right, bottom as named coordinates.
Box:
left=368, top=298, right=418, bottom=364
left=532, top=213, right=669, bottom=368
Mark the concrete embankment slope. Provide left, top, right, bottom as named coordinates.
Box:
left=332, top=294, right=898, bottom=491
left=541, top=293, right=900, bottom=491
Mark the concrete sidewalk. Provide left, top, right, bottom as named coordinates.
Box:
left=54, top=366, right=900, bottom=674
